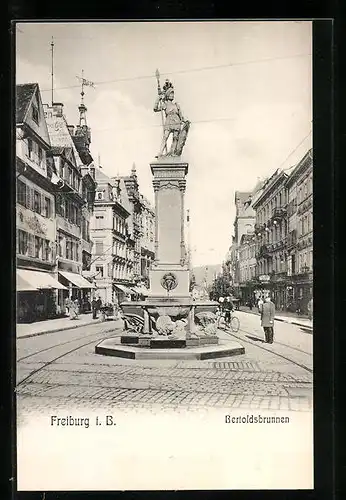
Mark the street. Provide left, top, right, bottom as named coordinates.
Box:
left=16, top=311, right=313, bottom=420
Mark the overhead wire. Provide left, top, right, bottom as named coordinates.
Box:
left=29, top=53, right=312, bottom=94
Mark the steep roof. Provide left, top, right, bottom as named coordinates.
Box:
left=16, top=83, right=37, bottom=124
left=94, top=167, right=112, bottom=184
left=45, top=112, right=83, bottom=167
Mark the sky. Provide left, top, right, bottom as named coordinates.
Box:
left=16, top=21, right=312, bottom=267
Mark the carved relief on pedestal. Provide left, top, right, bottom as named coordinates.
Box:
left=178, top=179, right=186, bottom=192
left=154, top=169, right=186, bottom=179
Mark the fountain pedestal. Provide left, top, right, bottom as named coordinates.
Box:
left=149, top=159, right=190, bottom=298
left=95, top=156, right=245, bottom=359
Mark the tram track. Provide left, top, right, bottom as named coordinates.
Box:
left=17, top=326, right=120, bottom=362
left=222, top=326, right=313, bottom=374
left=16, top=329, right=122, bottom=388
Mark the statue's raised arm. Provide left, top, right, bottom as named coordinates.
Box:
left=154, top=72, right=190, bottom=158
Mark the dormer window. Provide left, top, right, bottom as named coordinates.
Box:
left=96, top=191, right=104, bottom=200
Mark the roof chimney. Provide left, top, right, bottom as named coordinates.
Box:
left=52, top=102, right=64, bottom=117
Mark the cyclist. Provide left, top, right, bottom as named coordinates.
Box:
left=223, top=296, right=234, bottom=326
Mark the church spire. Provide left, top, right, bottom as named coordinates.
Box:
left=76, top=69, right=95, bottom=127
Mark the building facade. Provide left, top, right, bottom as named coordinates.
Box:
left=16, top=84, right=66, bottom=322
left=90, top=168, right=132, bottom=304
left=44, top=101, right=97, bottom=313
left=238, top=233, right=257, bottom=303
left=121, top=164, right=143, bottom=283
left=286, top=149, right=313, bottom=313
left=252, top=169, right=289, bottom=310
left=226, top=182, right=264, bottom=299
left=139, top=193, right=155, bottom=285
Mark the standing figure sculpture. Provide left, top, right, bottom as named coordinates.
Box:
left=154, top=71, right=190, bottom=158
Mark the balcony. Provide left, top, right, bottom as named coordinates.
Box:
left=272, top=206, right=287, bottom=220
left=298, top=264, right=311, bottom=275
left=256, top=244, right=270, bottom=259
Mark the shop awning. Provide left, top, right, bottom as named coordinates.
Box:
left=59, top=271, right=96, bottom=289
left=81, top=270, right=98, bottom=279
left=17, top=269, right=67, bottom=291
left=131, top=286, right=149, bottom=295
left=17, top=273, right=38, bottom=291
left=113, top=283, right=134, bottom=295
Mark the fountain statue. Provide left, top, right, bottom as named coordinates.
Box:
left=95, top=70, right=245, bottom=360
left=154, top=70, right=190, bottom=158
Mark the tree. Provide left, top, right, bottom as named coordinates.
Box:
left=209, top=270, right=234, bottom=301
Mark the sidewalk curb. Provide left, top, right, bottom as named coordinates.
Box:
left=17, top=319, right=122, bottom=339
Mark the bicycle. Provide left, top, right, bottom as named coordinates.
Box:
left=216, top=310, right=240, bottom=333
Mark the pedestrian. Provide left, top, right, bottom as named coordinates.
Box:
left=224, top=296, right=234, bottom=325
left=91, top=297, right=98, bottom=320
left=96, top=296, right=102, bottom=313
left=74, top=299, right=80, bottom=319
left=261, top=296, right=275, bottom=343
left=249, top=299, right=253, bottom=311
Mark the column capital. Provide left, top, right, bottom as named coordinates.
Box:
left=152, top=180, right=160, bottom=192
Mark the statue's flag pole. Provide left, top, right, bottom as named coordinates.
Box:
left=155, top=69, right=167, bottom=155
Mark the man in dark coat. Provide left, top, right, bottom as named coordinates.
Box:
left=91, top=298, right=98, bottom=320
left=224, top=297, right=234, bottom=325
left=261, top=296, right=275, bottom=343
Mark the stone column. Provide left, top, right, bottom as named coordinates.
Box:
left=149, top=160, right=190, bottom=298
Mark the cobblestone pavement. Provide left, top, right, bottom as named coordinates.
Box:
left=16, top=315, right=313, bottom=416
